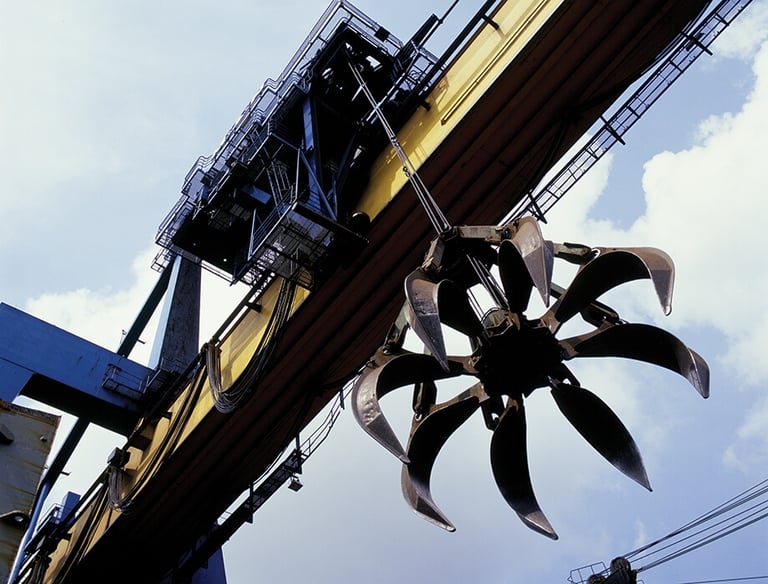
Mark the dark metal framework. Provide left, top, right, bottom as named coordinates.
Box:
left=154, top=0, right=438, bottom=288
left=3, top=0, right=753, bottom=581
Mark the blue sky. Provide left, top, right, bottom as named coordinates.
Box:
left=2, top=1, right=768, bottom=583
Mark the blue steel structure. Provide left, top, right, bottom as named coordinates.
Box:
left=2, top=3, right=441, bottom=582
left=2, top=252, right=209, bottom=583
left=0, top=303, right=150, bottom=434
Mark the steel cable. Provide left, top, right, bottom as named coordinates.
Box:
left=347, top=54, right=450, bottom=235
left=208, top=277, right=297, bottom=413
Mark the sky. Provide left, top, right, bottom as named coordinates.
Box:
left=2, top=1, right=768, bottom=583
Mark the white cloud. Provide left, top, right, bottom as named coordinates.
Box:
left=531, top=32, right=768, bottom=482
left=22, top=247, right=161, bottom=361
left=632, top=519, right=649, bottom=551
left=545, top=40, right=768, bottom=389
left=21, top=247, right=247, bottom=366
left=713, top=0, right=768, bottom=60
left=632, top=41, right=768, bottom=383
left=5, top=3, right=768, bottom=582
left=723, top=395, right=768, bottom=471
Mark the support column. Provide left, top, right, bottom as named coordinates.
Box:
left=149, top=255, right=202, bottom=374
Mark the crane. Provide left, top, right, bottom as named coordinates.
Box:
left=0, top=0, right=753, bottom=582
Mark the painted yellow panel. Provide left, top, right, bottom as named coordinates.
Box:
left=357, top=0, right=560, bottom=218
left=54, top=278, right=311, bottom=561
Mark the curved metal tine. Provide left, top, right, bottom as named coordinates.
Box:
left=597, top=247, right=675, bottom=314
left=490, top=400, right=558, bottom=539
left=498, top=239, right=533, bottom=313
left=542, top=248, right=675, bottom=333
left=405, top=270, right=484, bottom=369
left=401, top=384, right=484, bottom=532
left=560, top=323, right=710, bottom=398
left=509, top=216, right=553, bottom=307
left=352, top=351, right=465, bottom=462
left=549, top=379, right=651, bottom=490
left=405, top=269, right=449, bottom=371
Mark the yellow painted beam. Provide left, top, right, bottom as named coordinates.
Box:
left=358, top=0, right=560, bottom=218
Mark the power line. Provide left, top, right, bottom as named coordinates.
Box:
left=615, top=477, right=768, bottom=573
left=572, top=477, right=768, bottom=582
left=674, top=577, right=768, bottom=583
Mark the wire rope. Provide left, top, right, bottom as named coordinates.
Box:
left=347, top=54, right=450, bottom=235
left=348, top=52, right=519, bottom=316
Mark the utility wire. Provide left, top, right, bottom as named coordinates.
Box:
left=673, top=577, right=768, bottom=583
left=613, top=477, right=768, bottom=573
left=639, top=506, right=768, bottom=571
left=632, top=496, right=768, bottom=565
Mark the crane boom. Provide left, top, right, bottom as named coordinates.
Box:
left=6, top=1, right=729, bottom=582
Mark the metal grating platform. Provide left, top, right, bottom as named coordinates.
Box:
left=152, top=0, right=438, bottom=289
